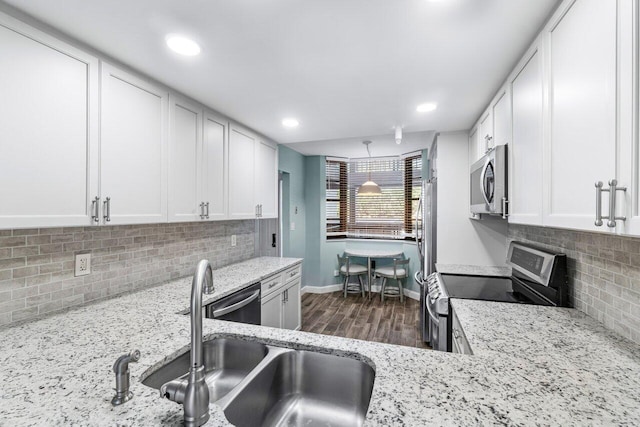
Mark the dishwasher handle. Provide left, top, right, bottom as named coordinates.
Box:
left=211, top=290, right=260, bottom=318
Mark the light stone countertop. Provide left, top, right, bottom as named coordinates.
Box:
left=436, top=263, right=512, bottom=277
left=1, top=256, right=640, bottom=426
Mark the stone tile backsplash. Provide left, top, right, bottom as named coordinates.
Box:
left=509, top=224, right=640, bottom=344
left=0, top=220, right=255, bottom=326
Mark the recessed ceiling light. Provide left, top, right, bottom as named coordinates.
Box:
left=166, top=34, right=201, bottom=56
left=282, top=118, right=299, bottom=128
left=416, top=103, right=437, bottom=113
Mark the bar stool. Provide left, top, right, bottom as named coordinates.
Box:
left=374, top=258, right=409, bottom=303
left=337, top=255, right=368, bottom=298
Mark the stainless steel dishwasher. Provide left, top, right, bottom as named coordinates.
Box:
left=205, top=282, right=261, bottom=325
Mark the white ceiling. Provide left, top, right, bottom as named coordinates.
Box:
left=2, top=0, right=559, bottom=152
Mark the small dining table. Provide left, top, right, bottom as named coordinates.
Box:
left=343, top=248, right=404, bottom=299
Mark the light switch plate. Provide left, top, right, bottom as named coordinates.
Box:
left=75, top=253, right=91, bottom=277
left=290, top=222, right=295, bottom=231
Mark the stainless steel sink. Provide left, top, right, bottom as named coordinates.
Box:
left=143, top=336, right=376, bottom=427
left=142, top=337, right=268, bottom=401
left=219, top=349, right=375, bottom=427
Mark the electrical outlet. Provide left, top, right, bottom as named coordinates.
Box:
left=75, top=253, right=91, bottom=277
left=333, top=270, right=339, bottom=277
left=231, top=235, right=237, bottom=247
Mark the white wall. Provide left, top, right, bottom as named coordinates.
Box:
left=436, top=131, right=508, bottom=267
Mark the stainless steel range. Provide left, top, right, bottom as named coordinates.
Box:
left=425, top=241, right=568, bottom=352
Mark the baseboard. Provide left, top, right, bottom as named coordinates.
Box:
left=301, top=284, right=420, bottom=301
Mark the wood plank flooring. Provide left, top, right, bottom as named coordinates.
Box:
left=300, top=292, right=430, bottom=349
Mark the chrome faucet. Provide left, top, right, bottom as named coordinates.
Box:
left=161, top=260, right=214, bottom=427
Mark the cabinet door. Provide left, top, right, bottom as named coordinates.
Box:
left=282, top=278, right=301, bottom=330
left=478, top=109, right=493, bottom=154
left=509, top=48, right=543, bottom=225
left=0, top=16, right=99, bottom=228
left=202, top=111, right=227, bottom=220
left=543, top=0, right=617, bottom=231
left=255, top=140, right=278, bottom=218
left=101, top=63, right=168, bottom=225
left=228, top=125, right=256, bottom=218
left=168, top=95, right=202, bottom=222
left=261, top=291, right=282, bottom=328
left=468, top=127, right=480, bottom=164
left=492, top=89, right=511, bottom=148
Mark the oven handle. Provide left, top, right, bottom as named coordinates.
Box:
left=414, top=271, right=423, bottom=289
left=426, top=295, right=439, bottom=325
left=481, top=158, right=492, bottom=206
left=212, top=290, right=260, bottom=318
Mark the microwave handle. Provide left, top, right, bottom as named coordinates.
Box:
left=480, top=159, right=492, bottom=206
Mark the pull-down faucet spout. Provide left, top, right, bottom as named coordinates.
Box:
left=161, top=259, right=214, bottom=427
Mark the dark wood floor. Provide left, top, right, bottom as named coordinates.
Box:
left=300, top=292, right=430, bottom=349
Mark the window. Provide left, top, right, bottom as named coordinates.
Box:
left=326, top=154, right=422, bottom=240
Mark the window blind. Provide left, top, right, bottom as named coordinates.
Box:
left=326, top=154, right=422, bottom=240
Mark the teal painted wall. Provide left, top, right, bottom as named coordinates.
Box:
left=278, top=145, right=306, bottom=263
left=304, top=156, right=323, bottom=286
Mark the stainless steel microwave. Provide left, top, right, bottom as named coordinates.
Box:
left=470, top=144, right=508, bottom=217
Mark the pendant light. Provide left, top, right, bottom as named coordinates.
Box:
left=358, top=141, right=382, bottom=195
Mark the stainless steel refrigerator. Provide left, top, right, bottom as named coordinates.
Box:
left=415, top=143, right=437, bottom=343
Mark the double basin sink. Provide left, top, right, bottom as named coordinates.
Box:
left=142, top=336, right=376, bottom=426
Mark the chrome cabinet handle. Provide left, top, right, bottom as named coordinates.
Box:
left=255, top=204, right=259, bottom=217
left=268, top=280, right=279, bottom=289
left=289, top=270, right=298, bottom=278
left=205, top=202, right=210, bottom=219
left=595, top=181, right=604, bottom=226
left=199, top=202, right=205, bottom=219
left=103, top=197, right=111, bottom=222
left=259, top=204, right=262, bottom=217
left=501, top=197, right=509, bottom=219
left=595, top=180, right=626, bottom=227
left=91, top=196, right=100, bottom=223
left=607, top=179, right=627, bottom=228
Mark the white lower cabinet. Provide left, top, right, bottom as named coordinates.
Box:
left=261, top=290, right=283, bottom=329
left=282, top=278, right=301, bottom=330
left=0, top=14, right=99, bottom=228
left=260, top=265, right=302, bottom=330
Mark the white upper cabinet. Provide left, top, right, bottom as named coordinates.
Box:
left=619, top=0, right=640, bottom=235
left=542, top=0, right=617, bottom=232
left=168, top=95, right=202, bottom=223
left=228, top=125, right=257, bottom=219
left=492, top=88, right=511, bottom=148
left=100, top=63, right=169, bottom=225
left=202, top=110, right=227, bottom=220
left=228, top=124, right=278, bottom=219
left=0, top=15, right=99, bottom=228
left=478, top=109, right=493, bottom=155
left=255, top=139, right=278, bottom=218
left=509, top=45, right=543, bottom=225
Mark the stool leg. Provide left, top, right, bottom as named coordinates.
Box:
left=398, top=278, right=404, bottom=303
left=357, top=275, right=365, bottom=298
left=343, top=275, right=348, bottom=298
left=381, top=277, right=386, bottom=303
